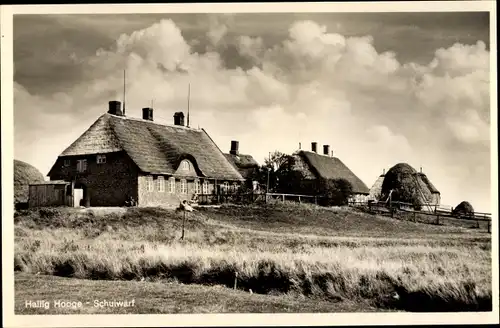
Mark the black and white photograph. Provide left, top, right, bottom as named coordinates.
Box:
left=1, top=1, right=498, bottom=327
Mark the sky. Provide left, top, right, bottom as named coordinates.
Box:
left=12, top=11, right=493, bottom=212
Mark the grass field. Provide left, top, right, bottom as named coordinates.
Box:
left=14, top=202, right=492, bottom=313
left=15, top=272, right=380, bottom=314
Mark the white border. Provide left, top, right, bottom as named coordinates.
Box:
left=1, top=2, right=498, bottom=327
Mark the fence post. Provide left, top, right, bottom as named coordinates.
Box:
left=487, top=220, right=490, bottom=233
left=436, top=214, right=439, bottom=225
left=413, top=210, right=416, bottom=222
left=298, top=196, right=301, bottom=203
left=314, top=196, right=317, bottom=205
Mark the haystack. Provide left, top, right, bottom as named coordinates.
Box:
left=380, top=163, right=433, bottom=208
left=14, top=159, right=45, bottom=203
left=452, top=201, right=474, bottom=217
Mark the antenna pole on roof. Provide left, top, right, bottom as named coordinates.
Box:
left=123, top=70, right=126, bottom=115
left=187, top=83, right=191, bottom=127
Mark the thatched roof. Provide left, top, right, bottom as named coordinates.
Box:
left=368, top=174, right=385, bottom=200
left=14, top=159, right=44, bottom=203
left=294, top=150, right=369, bottom=194
left=224, top=153, right=259, bottom=179
left=49, top=113, right=244, bottom=181
left=380, top=163, right=439, bottom=204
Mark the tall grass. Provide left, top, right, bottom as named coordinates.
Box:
left=14, top=205, right=492, bottom=312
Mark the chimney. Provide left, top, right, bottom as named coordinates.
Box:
left=230, top=140, right=239, bottom=155
left=299, top=142, right=301, bottom=150
left=108, top=100, right=123, bottom=116
left=174, top=112, right=185, bottom=126
left=323, top=145, right=330, bottom=156
left=142, top=107, right=153, bottom=121
left=383, top=168, right=386, bottom=175
left=311, top=142, right=317, bottom=153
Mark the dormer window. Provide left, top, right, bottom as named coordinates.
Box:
left=63, top=159, right=70, bottom=167
left=97, top=155, right=106, bottom=164
left=182, top=161, right=190, bottom=170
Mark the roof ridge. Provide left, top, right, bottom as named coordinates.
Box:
left=297, top=149, right=339, bottom=159
left=106, top=113, right=203, bottom=131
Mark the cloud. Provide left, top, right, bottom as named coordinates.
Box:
left=14, top=18, right=492, bottom=211
left=206, top=15, right=230, bottom=47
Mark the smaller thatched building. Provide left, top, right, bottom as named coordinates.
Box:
left=224, top=140, right=260, bottom=189
left=288, top=142, right=370, bottom=202
left=368, top=169, right=385, bottom=201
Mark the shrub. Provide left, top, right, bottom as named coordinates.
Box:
left=318, top=178, right=353, bottom=206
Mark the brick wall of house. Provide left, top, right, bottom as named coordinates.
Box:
left=49, top=151, right=139, bottom=207
left=137, top=175, right=217, bottom=207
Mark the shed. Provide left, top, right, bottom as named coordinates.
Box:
left=28, top=180, right=72, bottom=208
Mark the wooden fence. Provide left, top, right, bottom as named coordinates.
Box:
left=265, top=193, right=320, bottom=204
left=195, top=192, right=322, bottom=206
left=358, top=201, right=492, bottom=233
left=196, top=192, right=267, bottom=205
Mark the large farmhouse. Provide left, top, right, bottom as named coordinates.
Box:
left=46, top=101, right=244, bottom=207
left=289, top=142, right=370, bottom=201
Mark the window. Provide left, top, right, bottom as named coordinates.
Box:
left=180, top=179, right=187, bottom=194
left=222, top=181, right=229, bottom=194
left=157, top=176, right=165, bottom=192
left=76, top=159, right=87, bottom=172
left=146, top=176, right=153, bottom=192
left=202, top=180, right=209, bottom=194
left=169, top=177, right=176, bottom=193
left=182, top=161, right=190, bottom=170
left=63, top=159, right=70, bottom=167
left=194, top=179, right=200, bottom=194
left=233, top=182, right=238, bottom=192
left=97, top=155, right=106, bottom=164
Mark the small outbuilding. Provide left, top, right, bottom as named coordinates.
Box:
left=28, top=180, right=73, bottom=208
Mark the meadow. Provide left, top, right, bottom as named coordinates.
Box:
left=14, top=202, right=492, bottom=313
